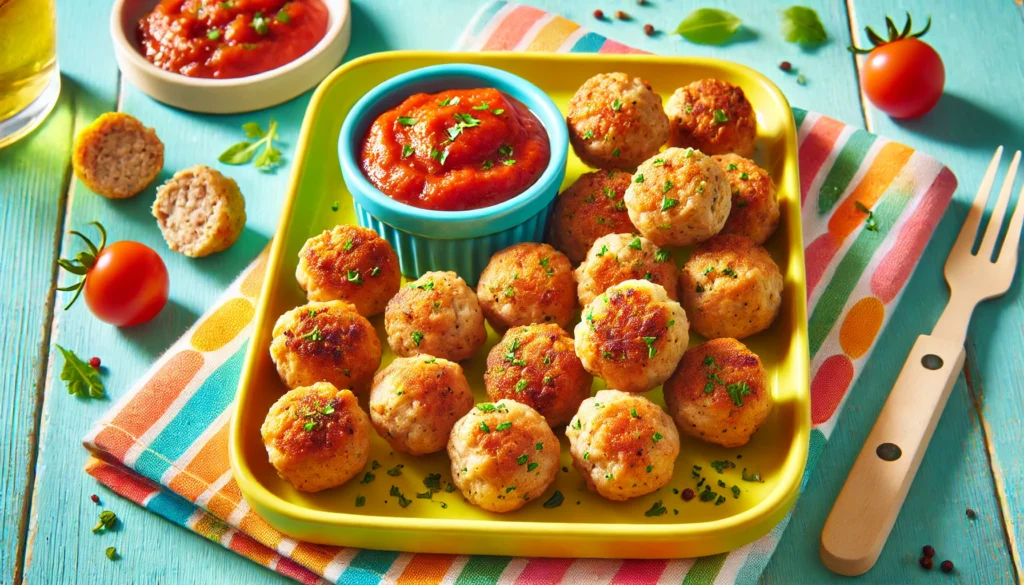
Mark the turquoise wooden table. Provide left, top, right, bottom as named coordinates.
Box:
left=1, top=1, right=1021, bottom=583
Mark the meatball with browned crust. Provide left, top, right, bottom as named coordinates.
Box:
left=261, top=383, right=372, bottom=492
left=712, top=154, right=779, bottom=244
left=574, top=233, right=679, bottom=307
left=679, top=234, right=783, bottom=340
left=448, top=400, right=560, bottom=512
left=484, top=324, right=592, bottom=427
left=368, top=356, right=474, bottom=455
left=547, top=170, right=638, bottom=265
left=385, top=271, right=487, bottom=361
left=574, top=280, right=689, bottom=393
left=665, top=79, right=758, bottom=157
left=270, top=301, right=382, bottom=394
left=566, top=390, right=680, bottom=501
left=567, top=73, right=670, bottom=170
left=663, top=338, right=772, bottom=448
left=296, top=224, right=401, bottom=317
left=153, top=165, right=246, bottom=258
left=476, top=243, right=576, bottom=332
left=625, top=147, right=731, bottom=247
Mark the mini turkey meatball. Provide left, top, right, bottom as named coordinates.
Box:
left=574, top=280, right=689, bottom=393
left=448, top=400, right=560, bottom=512
left=152, top=165, right=246, bottom=258
left=663, top=338, right=772, bottom=448
left=565, top=390, right=680, bottom=501
left=385, top=271, right=487, bottom=361
left=712, top=154, right=779, bottom=244
left=567, top=73, right=670, bottom=171
left=546, top=170, right=637, bottom=265
left=484, top=324, right=593, bottom=426
left=624, top=147, right=731, bottom=247
left=261, top=383, right=372, bottom=492
left=296, top=224, right=401, bottom=317
left=574, top=233, right=679, bottom=307
left=476, top=243, right=576, bottom=332
left=270, top=301, right=382, bottom=393
left=368, top=355, right=474, bottom=455
left=665, top=78, right=758, bottom=157
left=679, top=234, right=783, bottom=340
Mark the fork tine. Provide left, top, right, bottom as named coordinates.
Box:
left=952, top=146, right=1003, bottom=257
left=996, top=175, right=1024, bottom=268
left=978, top=150, right=1021, bottom=261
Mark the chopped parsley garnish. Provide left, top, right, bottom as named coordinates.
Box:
left=742, top=468, right=763, bottom=483
left=713, top=109, right=729, bottom=123
left=411, top=331, right=424, bottom=346
left=423, top=473, right=442, bottom=491
left=661, top=196, right=679, bottom=211
left=476, top=403, right=497, bottom=412
left=685, top=103, right=693, bottom=114
left=662, top=180, right=674, bottom=193
left=401, top=144, right=414, bottom=158
left=472, top=102, right=490, bottom=110
left=527, top=462, right=539, bottom=472
left=347, top=270, right=363, bottom=285
left=543, top=376, right=553, bottom=385
left=612, top=148, right=620, bottom=157
left=496, top=422, right=513, bottom=431
left=370, top=266, right=381, bottom=276
left=642, top=336, right=658, bottom=358
left=482, top=159, right=494, bottom=170
left=855, top=201, right=879, bottom=231
left=361, top=472, right=375, bottom=484
left=249, top=12, right=269, bottom=34
left=517, top=454, right=528, bottom=465
left=715, top=495, right=726, bottom=505
left=611, top=99, right=623, bottom=111
left=447, top=112, right=482, bottom=141
left=416, top=490, right=433, bottom=499
left=631, top=408, right=640, bottom=419
left=596, top=244, right=609, bottom=256
left=628, top=236, right=643, bottom=250
left=703, top=266, right=715, bottom=275
left=502, top=159, right=516, bottom=166
left=731, top=485, right=741, bottom=499
left=398, top=494, right=412, bottom=508
left=646, top=465, right=653, bottom=473
left=652, top=432, right=663, bottom=443
left=710, top=460, right=736, bottom=473
left=397, top=116, right=417, bottom=126
left=386, top=464, right=404, bottom=477
left=515, top=379, right=528, bottom=392
left=480, top=422, right=491, bottom=433
left=583, top=129, right=594, bottom=140
left=726, top=381, right=752, bottom=406
left=684, top=148, right=694, bottom=158
left=583, top=451, right=590, bottom=460
left=331, top=200, right=340, bottom=211
left=573, top=419, right=582, bottom=430
left=655, top=249, right=670, bottom=263
left=644, top=500, right=668, bottom=517
left=652, top=158, right=666, bottom=166
left=355, top=495, right=365, bottom=507
left=722, top=267, right=738, bottom=278
left=543, top=490, right=564, bottom=508
left=739, top=172, right=749, bottom=180
left=92, top=510, right=118, bottom=533
left=275, top=6, right=290, bottom=23
left=498, top=144, right=514, bottom=157
left=699, top=490, right=718, bottom=502
left=207, top=29, right=222, bottom=40
left=493, top=108, right=505, bottom=115
left=692, top=464, right=703, bottom=478
left=696, top=284, right=705, bottom=293
left=300, top=325, right=323, bottom=342
left=536, top=442, right=544, bottom=451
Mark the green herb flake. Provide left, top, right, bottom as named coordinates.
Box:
left=722, top=267, right=738, bottom=278
left=728, top=163, right=738, bottom=170
left=92, top=510, right=118, bottom=533
left=654, top=249, right=670, bottom=263
left=331, top=201, right=340, bottom=212
left=476, top=403, right=497, bottom=412
left=583, top=129, right=594, bottom=140
left=398, top=494, right=412, bottom=508
left=249, top=11, right=269, bottom=34
left=347, top=270, right=363, bottom=285
left=411, top=331, right=424, bottom=347
left=742, top=468, right=763, bottom=482
left=386, top=465, right=404, bottom=477
left=207, top=29, right=222, bottom=40
left=505, top=486, right=516, bottom=493
left=361, top=472, right=375, bottom=484
left=496, top=422, right=513, bottom=431
left=731, top=485, right=741, bottom=498
left=416, top=490, right=433, bottom=500
left=482, top=159, right=494, bottom=170
left=355, top=495, right=366, bottom=507
left=662, top=180, right=674, bottom=194
left=661, top=196, right=679, bottom=211
left=644, top=500, right=668, bottom=517
left=699, top=490, right=718, bottom=502
left=536, top=442, right=544, bottom=451
left=631, top=408, right=640, bottom=419
left=855, top=201, right=879, bottom=231
left=628, top=236, right=643, bottom=250
left=401, top=144, right=414, bottom=158
left=653, top=432, right=663, bottom=443
left=643, top=336, right=658, bottom=358
left=105, top=546, right=117, bottom=561
left=611, top=99, right=623, bottom=111
left=726, top=381, right=752, bottom=406
left=653, top=158, right=666, bottom=166
left=480, top=421, right=491, bottom=434
left=397, top=116, right=417, bottom=126
left=646, top=465, right=653, bottom=473
left=612, top=148, right=621, bottom=157
left=275, top=6, right=290, bottom=23
left=713, top=109, right=729, bottom=123
left=516, top=454, right=529, bottom=465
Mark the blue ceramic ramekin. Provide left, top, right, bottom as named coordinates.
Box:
left=338, top=64, right=568, bottom=285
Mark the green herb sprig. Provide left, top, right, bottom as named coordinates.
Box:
left=56, top=345, right=105, bottom=398
left=219, top=120, right=283, bottom=171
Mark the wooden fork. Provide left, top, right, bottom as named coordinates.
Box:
left=820, top=146, right=1024, bottom=576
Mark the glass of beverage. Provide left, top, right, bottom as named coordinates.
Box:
left=0, top=0, right=59, bottom=149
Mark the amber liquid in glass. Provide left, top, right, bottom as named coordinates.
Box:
left=0, top=0, right=58, bottom=147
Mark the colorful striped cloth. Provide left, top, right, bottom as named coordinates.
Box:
left=82, top=2, right=957, bottom=583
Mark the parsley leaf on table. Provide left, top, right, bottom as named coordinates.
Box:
left=56, top=345, right=104, bottom=398
left=219, top=120, right=283, bottom=171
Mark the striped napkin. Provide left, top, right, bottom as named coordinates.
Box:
left=82, top=2, right=958, bottom=583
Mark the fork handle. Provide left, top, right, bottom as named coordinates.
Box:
left=821, top=334, right=967, bottom=576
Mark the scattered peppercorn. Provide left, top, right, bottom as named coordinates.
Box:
left=779, top=61, right=792, bottom=72
left=940, top=560, right=954, bottom=573
left=89, top=357, right=101, bottom=370
left=966, top=508, right=977, bottom=519
left=593, top=9, right=604, bottom=19
left=90, top=494, right=99, bottom=504
left=615, top=10, right=628, bottom=20
left=636, top=0, right=646, bottom=4
left=919, top=556, right=933, bottom=570
left=923, top=545, right=935, bottom=558
left=681, top=488, right=695, bottom=501
left=643, top=24, right=655, bottom=36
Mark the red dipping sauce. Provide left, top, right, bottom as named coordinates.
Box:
left=138, top=0, right=328, bottom=79
left=360, top=88, right=551, bottom=212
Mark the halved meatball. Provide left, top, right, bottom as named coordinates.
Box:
left=72, top=112, right=164, bottom=199
left=152, top=165, right=246, bottom=258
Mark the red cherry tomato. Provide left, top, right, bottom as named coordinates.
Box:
left=83, top=241, right=170, bottom=327
left=862, top=38, right=944, bottom=119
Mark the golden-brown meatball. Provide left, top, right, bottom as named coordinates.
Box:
left=296, top=224, right=401, bottom=317
left=448, top=400, right=560, bottom=512
left=624, top=148, right=731, bottom=247
left=368, top=355, right=474, bottom=455
left=665, top=79, right=757, bottom=157
left=712, top=154, right=779, bottom=244
left=546, top=170, right=638, bottom=265
left=261, top=383, right=371, bottom=492
left=574, top=233, right=679, bottom=307
left=567, top=73, right=670, bottom=170
left=565, top=390, right=680, bottom=501
left=574, top=280, right=689, bottom=393
left=152, top=165, right=246, bottom=258
left=663, top=338, right=772, bottom=447
left=270, top=301, right=382, bottom=393
left=679, top=234, right=783, bottom=339
left=384, top=271, right=487, bottom=361
left=484, top=324, right=593, bottom=426
left=72, top=112, right=164, bottom=199
left=476, top=243, right=576, bottom=332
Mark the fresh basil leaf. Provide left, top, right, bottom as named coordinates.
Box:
left=674, top=8, right=741, bottom=45
left=780, top=6, right=827, bottom=46
left=242, top=121, right=265, bottom=139
left=218, top=141, right=260, bottom=165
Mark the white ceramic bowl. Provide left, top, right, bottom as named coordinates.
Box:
left=110, top=0, right=351, bottom=113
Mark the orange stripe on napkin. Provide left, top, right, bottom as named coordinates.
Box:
left=482, top=4, right=545, bottom=50
left=168, top=422, right=232, bottom=501
left=398, top=554, right=458, bottom=583
left=828, top=142, right=913, bottom=240
left=229, top=531, right=279, bottom=567
left=291, top=542, right=345, bottom=575
left=525, top=15, right=578, bottom=51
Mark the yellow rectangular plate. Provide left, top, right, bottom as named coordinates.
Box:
left=230, top=51, right=809, bottom=559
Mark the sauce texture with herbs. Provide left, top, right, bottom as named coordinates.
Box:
left=138, top=0, right=328, bottom=79
left=360, top=88, right=551, bottom=212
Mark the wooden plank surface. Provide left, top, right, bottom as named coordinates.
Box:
left=0, top=0, right=1019, bottom=584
